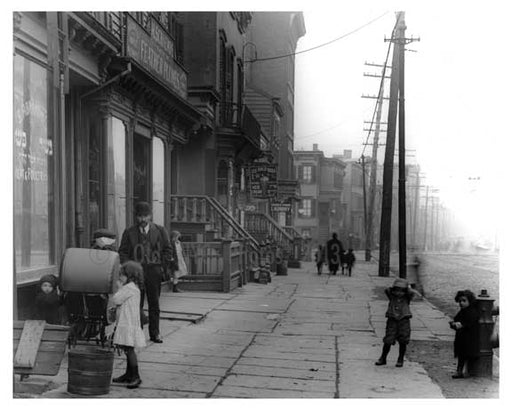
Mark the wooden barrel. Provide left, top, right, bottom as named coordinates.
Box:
left=67, top=346, right=114, bottom=396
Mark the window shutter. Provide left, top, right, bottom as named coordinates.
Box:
left=311, top=199, right=316, bottom=218
left=298, top=165, right=304, bottom=180
left=311, top=166, right=316, bottom=183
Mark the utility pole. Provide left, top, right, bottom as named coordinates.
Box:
left=423, top=186, right=429, bottom=251
left=363, top=61, right=388, bottom=262
left=411, top=171, right=421, bottom=248
left=361, top=155, right=368, bottom=255
left=378, top=13, right=402, bottom=277
left=379, top=11, right=419, bottom=277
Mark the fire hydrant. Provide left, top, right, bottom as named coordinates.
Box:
left=468, top=289, right=499, bottom=377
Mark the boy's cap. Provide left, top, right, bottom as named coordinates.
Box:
left=39, top=274, right=58, bottom=288
left=135, top=201, right=151, bottom=216
left=392, top=278, right=409, bottom=289
left=93, top=228, right=117, bottom=239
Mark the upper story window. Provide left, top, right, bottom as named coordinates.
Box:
left=300, top=199, right=312, bottom=217
left=298, top=164, right=316, bottom=183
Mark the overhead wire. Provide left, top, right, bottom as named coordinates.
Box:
left=245, top=11, right=391, bottom=63
left=361, top=17, right=399, bottom=158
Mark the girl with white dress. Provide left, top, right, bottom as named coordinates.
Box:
left=170, top=231, right=188, bottom=293
left=111, top=261, right=146, bottom=389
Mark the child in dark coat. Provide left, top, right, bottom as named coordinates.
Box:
left=449, top=289, right=479, bottom=378
left=34, top=274, right=61, bottom=324
left=345, top=249, right=356, bottom=276
left=375, top=278, right=422, bottom=367
left=314, top=245, right=325, bottom=275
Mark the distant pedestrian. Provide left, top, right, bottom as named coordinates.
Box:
left=34, top=274, right=61, bottom=325
left=170, top=231, right=188, bottom=292
left=119, top=201, right=173, bottom=343
left=326, top=233, right=344, bottom=275
left=449, top=289, right=479, bottom=379
left=314, top=244, right=325, bottom=275
left=111, top=261, right=146, bottom=389
left=375, top=278, right=422, bottom=367
left=345, top=249, right=356, bottom=276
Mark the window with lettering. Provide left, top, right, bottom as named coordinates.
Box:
left=107, top=117, right=126, bottom=241
left=13, top=55, right=54, bottom=273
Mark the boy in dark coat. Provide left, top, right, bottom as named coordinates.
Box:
left=450, top=289, right=479, bottom=378
left=34, top=274, right=61, bottom=324
left=375, top=278, right=422, bottom=367
left=345, top=248, right=356, bottom=276
left=314, top=245, right=325, bottom=275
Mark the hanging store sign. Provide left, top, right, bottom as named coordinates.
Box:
left=249, top=164, right=277, bottom=198
left=126, top=15, right=187, bottom=99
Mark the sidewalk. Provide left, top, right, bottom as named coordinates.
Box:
left=29, top=255, right=498, bottom=398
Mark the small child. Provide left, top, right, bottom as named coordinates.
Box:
left=375, top=278, right=422, bottom=367
left=34, top=274, right=61, bottom=325
left=449, top=289, right=479, bottom=378
left=345, top=249, right=356, bottom=277
left=111, top=261, right=146, bottom=389
left=314, top=245, right=325, bottom=275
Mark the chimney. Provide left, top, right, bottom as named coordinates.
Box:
left=343, top=149, right=352, bottom=159
left=313, top=143, right=319, bottom=151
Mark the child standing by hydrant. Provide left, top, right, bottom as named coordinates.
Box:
left=449, top=289, right=479, bottom=378
left=375, top=278, right=422, bottom=367
left=111, top=261, right=146, bottom=389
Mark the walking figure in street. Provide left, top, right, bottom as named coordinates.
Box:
left=449, top=289, right=479, bottom=378
left=170, top=231, right=188, bottom=292
left=111, top=261, right=146, bottom=389
left=326, top=233, right=344, bottom=275
left=119, top=201, right=173, bottom=343
left=314, top=244, right=325, bottom=275
left=375, top=278, right=422, bottom=367
left=344, top=248, right=356, bottom=277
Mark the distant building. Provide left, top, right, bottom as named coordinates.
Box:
left=293, top=144, right=346, bottom=256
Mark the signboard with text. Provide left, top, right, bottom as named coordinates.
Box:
left=249, top=164, right=277, bottom=198
left=271, top=202, right=292, bottom=213
left=126, top=15, right=187, bottom=99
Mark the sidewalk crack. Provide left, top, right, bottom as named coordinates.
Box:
left=206, top=333, right=257, bottom=398
left=334, top=336, right=340, bottom=398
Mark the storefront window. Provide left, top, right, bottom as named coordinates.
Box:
left=89, top=120, right=102, bottom=240
left=107, top=117, right=126, bottom=240
left=133, top=134, right=150, bottom=210
left=13, top=55, right=54, bottom=274
left=152, top=137, right=165, bottom=225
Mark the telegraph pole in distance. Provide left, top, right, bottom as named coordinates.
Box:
left=423, top=186, right=429, bottom=251
left=361, top=155, right=368, bottom=255
left=363, top=62, right=388, bottom=262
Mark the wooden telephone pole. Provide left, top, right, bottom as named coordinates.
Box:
left=378, top=11, right=419, bottom=277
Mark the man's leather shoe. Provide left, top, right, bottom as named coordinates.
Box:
left=150, top=337, right=163, bottom=343
left=126, top=377, right=141, bottom=389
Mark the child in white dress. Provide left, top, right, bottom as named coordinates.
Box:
left=112, top=261, right=146, bottom=389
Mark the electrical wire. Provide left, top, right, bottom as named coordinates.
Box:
left=245, top=11, right=391, bottom=63
left=361, top=18, right=398, bottom=158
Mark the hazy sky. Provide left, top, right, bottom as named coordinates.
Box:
left=4, top=0, right=510, bottom=243
left=292, top=0, right=511, bottom=242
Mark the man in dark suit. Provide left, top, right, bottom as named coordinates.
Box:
left=119, top=201, right=173, bottom=343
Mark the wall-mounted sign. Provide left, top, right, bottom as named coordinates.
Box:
left=126, top=15, right=187, bottom=99
left=271, top=202, right=292, bottom=213
left=249, top=164, right=277, bottom=198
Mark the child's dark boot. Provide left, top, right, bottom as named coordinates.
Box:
left=375, top=343, right=391, bottom=366
left=127, top=366, right=142, bottom=389
left=112, top=363, right=132, bottom=383
left=396, top=343, right=407, bottom=367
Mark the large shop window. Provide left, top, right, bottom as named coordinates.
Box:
left=152, top=137, right=165, bottom=225
left=13, top=55, right=54, bottom=277
left=133, top=134, right=150, bottom=208
left=107, top=118, right=126, bottom=240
